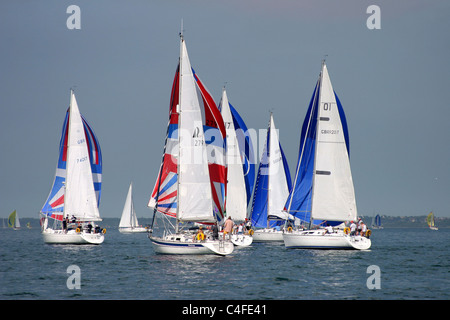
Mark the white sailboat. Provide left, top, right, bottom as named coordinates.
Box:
left=250, top=113, right=293, bottom=242
left=119, top=183, right=148, bottom=233
left=219, top=88, right=253, bottom=247
left=40, top=90, right=105, bottom=245
left=283, top=61, right=371, bottom=250
left=147, top=32, right=234, bottom=255
left=8, top=210, right=21, bottom=230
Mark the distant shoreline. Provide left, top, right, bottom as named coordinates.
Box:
left=3, top=215, right=449, bottom=229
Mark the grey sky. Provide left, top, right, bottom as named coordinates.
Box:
left=1, top=0, right=449, bottom=219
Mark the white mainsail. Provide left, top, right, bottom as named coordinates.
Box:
left=177, top=38, right=214, bottom=223
left=220, top=88, right=247, bottom=221
left=310, top=64, right=357, bottom=222
left=64, top=91, right=101, bottom=221
left=119, top=183, right=139, bottom=228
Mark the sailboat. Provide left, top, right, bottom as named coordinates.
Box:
left=250, top=113, right=293, bottom=242
left=427, top=212, right=438, bottom=230
left=40, top=90, right=105, bottom=245
left=371, top=214, right=383, bottom=229
left=119, top=183, right=147, bottom=233
left=8, top=210, right=21, bottom=230
left=282, top=61, right=371, bottom=250
left=147, top=32, right=234, bottom=255
left=219, top=88, right=255, bottom=247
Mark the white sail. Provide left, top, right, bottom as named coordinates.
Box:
left=177, top=39, right=214, bottom=223
left=220, top=88, right=247, bottom=221
left=64, top=91, right=102, bottom=221
left=119, top=183, right=139, bottom=228
left=267, top=114, right=291, bottom=220
left=311, top=64, right=357, bottom=222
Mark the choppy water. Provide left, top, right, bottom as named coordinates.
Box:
left=1, top=226, right=449, bottom=300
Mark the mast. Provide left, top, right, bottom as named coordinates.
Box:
left=266, top=115, right=270, bottom=228
left=63, top=89, right=73, bottom=221
left=309, top=60, right=325, bottom=227
left=175, top=27, right=183, bottom=234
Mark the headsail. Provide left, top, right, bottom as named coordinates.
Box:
left=41, top=91, right=102, bottom=221
left=219, top=88, right=247, bottom=221
left=251, top=114, right=292, bottom=228
left=228, top=103, right=256, bottom=207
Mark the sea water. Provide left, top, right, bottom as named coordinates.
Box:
left=1, top=226, right=449, bottom=300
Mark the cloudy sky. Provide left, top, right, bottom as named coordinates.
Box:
left=1, top=0, right=449, bottom=219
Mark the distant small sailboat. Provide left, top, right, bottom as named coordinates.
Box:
left=26, top=222, right=32, bottom=229
left=119, top=183, right=147, bottom=233
left=8, top=210, right=21, bottom=230
left=371, top=214, right=383, bottom=229
left=40, top=89, right=105, bottom=244
left=427, top=212, right=438, bottom=231
left=250, top=113, right=292, bottom=242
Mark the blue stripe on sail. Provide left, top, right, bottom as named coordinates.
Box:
left=229, top=104, right=256, bottom=206
left=250, top=127, right=280, bottom=228
left=157, top=202, right=177, bottom=209
left=159, top=173, right=177, bottom=196
left=81, top=115, right=102, bottom=206
left=335, top=92, right=350, bottom=156
left=279, top=143, right=292, bottom=192
left=168, top=123, right=178, bottom=139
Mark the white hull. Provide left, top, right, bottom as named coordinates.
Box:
left=230, top=234, right=253, bottom=247
left=252, top=228, right=284, bottom=242
left=149, top=234, right=234, bottom=256
left=42, top=229, right=104, bottom=245
left=119, top=227, right=148, bottom=233
left=283, top=230, right=371, bottom=250
left=429, top=226, right=438, bottom=231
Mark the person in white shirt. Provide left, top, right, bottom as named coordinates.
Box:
left=350, top=221, right=357, bottom=236
left=361, top=222, right=367, bottom=237
left=323, top=223, right=333, bottom=235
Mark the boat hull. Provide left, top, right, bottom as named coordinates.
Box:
left=119, top=227, right=148, bottom=233
left=149, top=235, right=234, bottom=256
left=42, top=229, right=104, bottom=245
left=252, top=229, right=284, bottom=242
left=283, top=230, right=371, bottom=250
left=230, top=234, right=253, bottom=247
